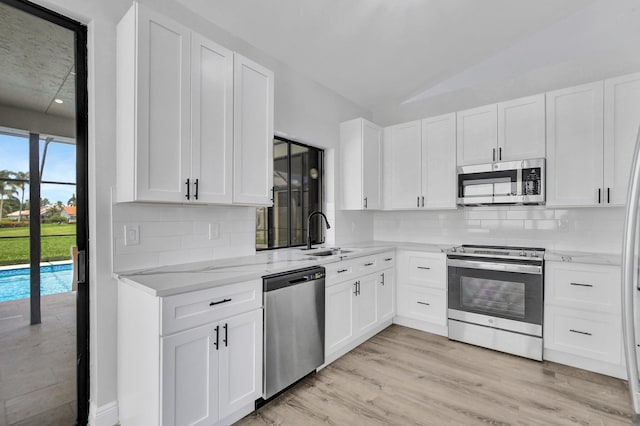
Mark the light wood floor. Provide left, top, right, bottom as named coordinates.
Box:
left=0, top=293, right=76, bottom=426
left=239, top=325, right=635, bottom=426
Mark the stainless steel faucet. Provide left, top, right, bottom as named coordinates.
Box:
left=306, top=211, right=331, bottom=249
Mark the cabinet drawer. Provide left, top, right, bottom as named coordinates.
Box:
left=377, top=252, right=396, bottom=270
left=399, top=251, right=446, bottom=289
left=544, top=306, right=622, bottom=365
left=325, top=259, right=357, bottom=287
left=355, top=254, right=379, bottom=274
left=545, top=262, right=620, bottom=313
left=161, top=279, right=261, bottom=335
left=397, top=285, right=446, bottom=326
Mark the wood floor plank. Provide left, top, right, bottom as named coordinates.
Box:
left=238, top=325, right=633, bottom=426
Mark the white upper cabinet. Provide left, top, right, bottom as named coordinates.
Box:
left=457, top=95, right=546, bottom=166
left=604, top=72, right=640, bottom=206
left=387, top=121, right=423, bottom=209
left=190, top=34, right=234, bottom=204
left=546, top=81, right=605, bottom=206
left=456, top=104, right=497, bottom=165
left=117, top=3, right=191, bottom=203
left=233, top=53, right=274, bottom=205
left=422, top=113, right=457, bottom=209
left=385, top=115, right=456, bottom=210
left=340, top=118, right=382, bottom=210
left=116, top=3, right=273, bottom=206
left=497, top=94, right=546, bottom=161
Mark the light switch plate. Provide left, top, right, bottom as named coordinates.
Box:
left=124, top=224, right=140, bottom=246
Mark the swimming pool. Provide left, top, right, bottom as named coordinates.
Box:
left=0, top=263, right=73, bottom=302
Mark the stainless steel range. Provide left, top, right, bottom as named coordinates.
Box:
left=446, top=245, right=545, bottom=360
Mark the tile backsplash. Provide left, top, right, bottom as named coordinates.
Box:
left=112, top=202, right=257, bottom=271
left=373, top=206, right=626, bottom=253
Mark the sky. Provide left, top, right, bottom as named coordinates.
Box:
left=0, top=133, right=76, bottom=207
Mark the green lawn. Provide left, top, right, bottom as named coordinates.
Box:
left=0, top=224, right=76, bottom=266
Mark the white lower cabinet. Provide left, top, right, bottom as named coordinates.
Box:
left=118, top=279, right=262, bottom=426
left=324, top=251, right=395, bottom=364
left=543, top=261, right=625, bottom=379
left=394, top=250, right=447, bottom=336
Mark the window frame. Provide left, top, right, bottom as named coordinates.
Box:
left=257, top=136, right=324, bottom=251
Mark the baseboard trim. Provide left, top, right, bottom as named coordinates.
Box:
left=89, top=400, right=119, bottom=426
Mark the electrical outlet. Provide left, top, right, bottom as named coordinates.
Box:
left=209, top=223, right=220, bottom=240
left=124, top=224, right=140, bottom=246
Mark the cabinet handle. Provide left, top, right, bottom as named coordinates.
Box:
left=384, top=258, right=393, bottom=262
left=499, top=147, right=502, bottom=161
left=271, top=186, right=275, bottom=203
left=364, top=262, right=374, bottom=267
left=337, top=269, right=348, bottom=273
left=185, top=178, right=190, bottom=200
left=194, top=178, right=199, bottom=200
left=357, top=280, right=361, bottom=295
left=417, top=266, right=431, bottom=270
left=417, top=196, right=420, bottom=208
left=364, top=197, right=368, bottom=209
left=353, top=281, right=358, bottom=296
left=569, top=329, right=592, bottom=336
left=598, top=188, right=601, bottom=204
left=421, top=196, right=424, bottom=207
left=214, top=325, right=219, bottom=350
left=417, top=301, right=430, bottom=306
left=380, top=272, right=385, bottom=286
left=223, top=323, right=228, bottom=347
left=607, top=187, right=611, bottom=204
left=492, top=148, right=496, bottom=162
left=570, top=282, right=593, bottom=288
left=210, top=298, right=232, bottom=306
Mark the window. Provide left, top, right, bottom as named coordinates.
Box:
left=256, top=137, right=323, bottom=250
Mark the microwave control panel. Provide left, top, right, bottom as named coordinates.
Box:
left=522, top=167, right=542, bottom=195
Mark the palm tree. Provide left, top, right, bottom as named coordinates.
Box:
left=0, top=170, right=19, bottom=220
left=67, top=194, right=76, bottom=206
left=13, top=171, right=29, bottom=223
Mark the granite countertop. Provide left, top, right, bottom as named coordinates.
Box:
left=116, top=244, right=396, bottom=297
left=544, top=250, right=621, bottom=266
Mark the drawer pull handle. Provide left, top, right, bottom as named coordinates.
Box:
left=570, top=282, right=593, bottom=288
left=337, top=269, right=348, bottom=273
left=210, top=298, right=232, bottom=307
left=417, top=301, right=430, bottom=306
left=364, top=262, right=374, bottom=267
left=569, top=329, right=592, bottom=336
left=417, top=266, right=431, bottom=270
left=384, top=258, right=393, bottom=261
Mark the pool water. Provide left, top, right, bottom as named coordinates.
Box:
left=0, top=263, right=73, bottom=302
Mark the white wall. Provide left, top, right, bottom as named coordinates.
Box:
left=28, top=0, right=371, bottom=422
left=374, top=206, right=625, bottom=254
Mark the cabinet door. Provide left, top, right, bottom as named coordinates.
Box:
left=497, top=94, right=546, bottom=161
left=422, top=113, right=457, bottom=209
left=604, top=72, right=640, bottom=205
left=354, top=274, right=378, bottom=335
left=218, top=309, right=263, bottom=420
left=456, top=104, right=497, bottom=166
left=546, top=81, right=604, bottom=206
left=191, top=34, right=234, bottom=204
left=233, top=53, right=274, bottom=205
left=362, top=120, right=383, bottom=209
left=325, top=281, right=354, bottom=357
left=162, top=324, right=219, bottom=426
left=340, top=119, right=364, bottom=210
left=377, top=269, right=394, bottom=323
left=388, top=121, right=422, bottom=209
left=135, top=5, right=191, bottom=202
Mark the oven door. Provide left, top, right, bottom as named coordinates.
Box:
left=447, top=257, right=543, bottom=336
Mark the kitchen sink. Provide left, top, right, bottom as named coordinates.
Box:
left=302, top=248, right=353, bottom=257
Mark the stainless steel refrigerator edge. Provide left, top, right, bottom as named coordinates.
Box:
left=621, top=126, right=640, bottom=416
left=262, top=266, right=325, bottom=400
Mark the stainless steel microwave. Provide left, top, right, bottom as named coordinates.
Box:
left=457, top=158, right=545, bottom=206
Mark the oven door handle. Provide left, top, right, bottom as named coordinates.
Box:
left=447, top=258, right=542, bottom=275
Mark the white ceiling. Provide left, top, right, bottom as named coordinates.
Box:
left=0, top=2, right=75, bottom=119
left=177, top=0, right=611, bottom=112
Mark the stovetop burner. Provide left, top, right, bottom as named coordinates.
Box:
left=448, top=244, right=545, bottom=259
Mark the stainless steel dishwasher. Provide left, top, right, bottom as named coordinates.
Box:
left=262, top=266, right=325, bottom=400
